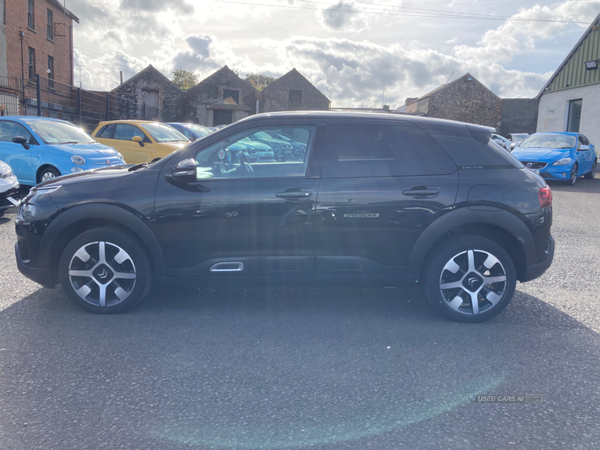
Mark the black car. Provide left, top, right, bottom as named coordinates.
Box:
left=14, top=112, right=554, bottom=322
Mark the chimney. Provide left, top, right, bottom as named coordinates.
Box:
left=383, top=105, right=390, bottom=112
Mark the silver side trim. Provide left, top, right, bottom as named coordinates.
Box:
left=210, top=262, right=244, bottom=272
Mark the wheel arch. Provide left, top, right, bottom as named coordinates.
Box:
left=39, top=203, right=167, bottom=284
left=409, top=208, right=536, bottom=282
left=36, top=164, right=61, bottom=184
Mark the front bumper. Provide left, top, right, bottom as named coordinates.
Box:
left=521, top=234, right=555, bottom=282
left=0, top=182, right=20, bottom=211
left=537, top=163, right=574, bottom=181
left=15, top=242, right=57, bottom=287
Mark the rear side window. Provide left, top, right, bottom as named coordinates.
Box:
left=96, top=124, right=114, bottom=139
left=321, top=124, right=456, bottom=178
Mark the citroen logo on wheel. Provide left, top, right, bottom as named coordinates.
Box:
left=468, top=277, right=479, bottom=288
left=97, top=268, right=108, bottom=279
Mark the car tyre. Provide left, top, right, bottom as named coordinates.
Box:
left=423, top=235, right=517, bottom=323
left=38, top=166, right=61, bottom=184
left=567, top=163, right=578, bottom=186
left=584, top=159, right=597, bottom=180
left=58, top=226, right=153, bottom=314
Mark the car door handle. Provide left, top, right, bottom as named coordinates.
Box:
left=276, top=189, right=313, bottom=199
left=402, top=186, right=440, bottom=198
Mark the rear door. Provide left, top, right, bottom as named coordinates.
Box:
left=314, top=122, right=458, bottom=276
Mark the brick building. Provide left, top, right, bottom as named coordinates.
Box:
left=182, top=66, right=258, bottom=127
left=112, top=65, right=183, bottom=122
left=405, top=73, right=503, bottom=130
left=0, top=0, right=79, bottom=84
left=261, top=68, right=330, bottom=112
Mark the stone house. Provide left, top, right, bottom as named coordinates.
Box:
left=536, top=13, right=600, bottom=146
left=500, top=98, right=538, bottom=136
left=182, top=66, right=258, bottom=127
left=261, top=68, right=330, bottom=112
left=405, top=73, right=503, bottom=130
left=112, top=64, right=183, bottom=121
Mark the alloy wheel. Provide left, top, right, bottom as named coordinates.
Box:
left=41, top=171, right=56, bottom=182
left=439, top=249, right=508, bottom=315
left=68, top=241, right=137, bottom=307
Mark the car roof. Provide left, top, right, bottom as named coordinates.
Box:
left=532, top=132, right=578, bottom=136
left=0, top=116, right=70, bottom=124
left=96, top=120, right=160, bottom=127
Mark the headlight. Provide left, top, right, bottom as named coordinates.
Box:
left=0, top=169, right=15, bottom=180
left=32, top=185, right=62, bottom=195
left=117, top=152, right=125, bottom=161
left=552, top=158, right=572, bottom=166
left=18, top=203, right=36, bottom=222
left=71, top=155, right=86, bottom=166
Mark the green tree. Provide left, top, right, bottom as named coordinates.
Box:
left=244, top=73, right=276, bottom=91
left=172, top=69, right=198, bottom=90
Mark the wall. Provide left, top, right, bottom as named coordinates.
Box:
left=4, top=0, right=74, bottom=85
left=500, top=98, right=538, bottom=136
left=537, top=84, right=600, bottom=147
left=261, top=69, right=329, bottom=112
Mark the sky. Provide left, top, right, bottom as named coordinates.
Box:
left=66, top=0, right=600, bottom=108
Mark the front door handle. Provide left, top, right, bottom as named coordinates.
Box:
left=276, top=188, right=313, bottom=200
left=402, top=186, right=440, bottom=198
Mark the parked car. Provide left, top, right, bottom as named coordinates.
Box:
left=0, top=117, right=125, bottom=185
left=166, top=123, right=214, bottom=141
left=263, top=130, right=307, bottom=159
left=511, top=132, right=597, bottom=185
left=491, top=134, right=512, bottom=151
left=247, top=131, right=294, bottom=161
left=91, top=120, right=189, bottom=164
left=0, top=160, right=19, bottom=217
left=240, top=137, right=274, bottom=161
left=507, top=133, right=530, bottom=150
left=15, top=112, right=554, bottom=322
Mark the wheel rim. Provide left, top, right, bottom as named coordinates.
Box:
left=68, top=241, right=137, bottom=307
left=41, top=171, right=56, bottom=182
left=439, top=249, right=508, bottom=315
left=592, top=161, right=597, bottom=177
left=571, top=166, right=577, bottom=183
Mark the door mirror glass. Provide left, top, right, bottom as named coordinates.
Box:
left=579, top=144, right=589, bottom=151
left=12, top=136, right=30, bottom=149
left=510, top=142, right=517, bottom=149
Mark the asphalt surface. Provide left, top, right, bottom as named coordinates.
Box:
left=1, top=178, right=600, bottom=450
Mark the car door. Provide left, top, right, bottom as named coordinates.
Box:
left=152, top=122, right=324, bottom=280
left=578, top=134, right=594, bottom=173
left=314, top=121, right=459, bottom=276
left=0, top=120, right=35, bottom=184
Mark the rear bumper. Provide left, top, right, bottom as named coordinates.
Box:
left=521, top=234, right=555, bottom=282
left=15, top=242, right=56, bottom=288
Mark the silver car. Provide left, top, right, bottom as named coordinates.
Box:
left=0, top=160, right=19, bottom=217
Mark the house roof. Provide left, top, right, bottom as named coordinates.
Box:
left=536, top=13, right=600, bottom=99
left=48, top=0, right=80, bottom=23
left=112, top=65, right=179, bottom=92
left=189, top=65, right=255, bottom=93
left=407, top=73, right=498, bottom=106
left=263, top=68, right=331, bottom=102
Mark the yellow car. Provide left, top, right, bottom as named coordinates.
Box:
left=91, top=120, right=189, bottom=163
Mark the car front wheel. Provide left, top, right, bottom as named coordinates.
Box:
left=38, top=166, right=60, bottom=184
left=58, top=227, right=152, bottom=313
left=584, top=159, right=597, bottom=180
left=423, top=235, right=517, bottom=323
left=568, top=163, right=578, bottom=185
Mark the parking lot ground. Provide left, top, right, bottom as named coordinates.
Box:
left=1, top=179, right=600, bottom=450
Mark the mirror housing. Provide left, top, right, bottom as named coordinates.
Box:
left=510, top=142, right=517, bottom=150
left=579, top=144, right=590, bottom=151
left=171, top=158, right=197, bottom=184
left=12, top=136, right=30, bottom=150
left=131, top=135, right=145, bottom=147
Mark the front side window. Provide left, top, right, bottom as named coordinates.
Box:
left=28, top=0, right=34, bottom=29
left=47, top=9, right=53, bottom=40
left=114, top=124, right=147, bottom=141
left=194, top=126, right=314, bottom=179
left=321, top=124, right=455, bottom=178
left=566, top=99, right=582, bottom=133
left=28, top=47, right=36, bottom=81
left=0, top=122, right=33, bottom=143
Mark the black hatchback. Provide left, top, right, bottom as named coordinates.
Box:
left=15, top=112, right=554, bottom=322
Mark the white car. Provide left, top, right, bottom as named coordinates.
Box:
left=0, top=160, right=19, bottom=217
left=492, top=134, right=512, bottom=151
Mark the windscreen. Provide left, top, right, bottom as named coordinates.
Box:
left=519, top=134, right=575, bottom=149
left=27, top=120, right=95, bottom=145
left=141, top=123, right=188, bottom=143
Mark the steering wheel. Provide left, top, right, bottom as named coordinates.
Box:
left=239, top=152, right=255, bottom=176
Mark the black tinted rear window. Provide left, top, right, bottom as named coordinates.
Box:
left=322, top=124, right=456, bottom=178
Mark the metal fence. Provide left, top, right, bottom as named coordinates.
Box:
left=0, top=75, right=161, bottom=133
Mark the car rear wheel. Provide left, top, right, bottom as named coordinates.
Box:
left=58, top=227, right=152, bottom=313
left=38, top=166, right=60, bottom=184
left=423, top=235, right=517, bottom=323
left=568, top=163, right=578, bottom=186
left=584, top=159, right=597, bottom=180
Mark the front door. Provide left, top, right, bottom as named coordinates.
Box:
left=0, top=121, right=34, bottom=184
left=314, top=122, right=459, bottom=275
left=153, top=123, right=322, bottom=280
left=213, top=110, right=233, bottom=126
left=111, top=124, right=151, bottom=163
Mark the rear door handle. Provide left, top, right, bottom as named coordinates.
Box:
left=276, top=188, right=313, bottom=200
left=402, top=186, right=440, bottom=198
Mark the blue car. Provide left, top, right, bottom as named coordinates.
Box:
left=0, top=117, right=125, bottom=185
left=166, top=123, right=214, bottom=142
left=512, top=132, right=597, bottom=185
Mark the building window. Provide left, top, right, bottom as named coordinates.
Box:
left=47, top=55, right=54, bottom=88
left=566, top=99, right=582, bottom=133
left=289, top=89, right=302, bottom=104
left=27, top=0, right=34, bottom=29
left=222, top=89, right=239, bottom=105
left=28, top=47, right=36, bottom=82
left=47, top=9, right=53, bottom=40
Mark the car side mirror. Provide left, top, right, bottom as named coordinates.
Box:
left=132, top=136, right=145, bottom=147
left=12, top=136, right=30, bottom=150
left=171, top=158, right=198, bottom=184
left=579, top=145, right=589, bottom=151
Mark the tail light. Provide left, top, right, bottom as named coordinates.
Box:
left=539, top=186, right=552, bottom=208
